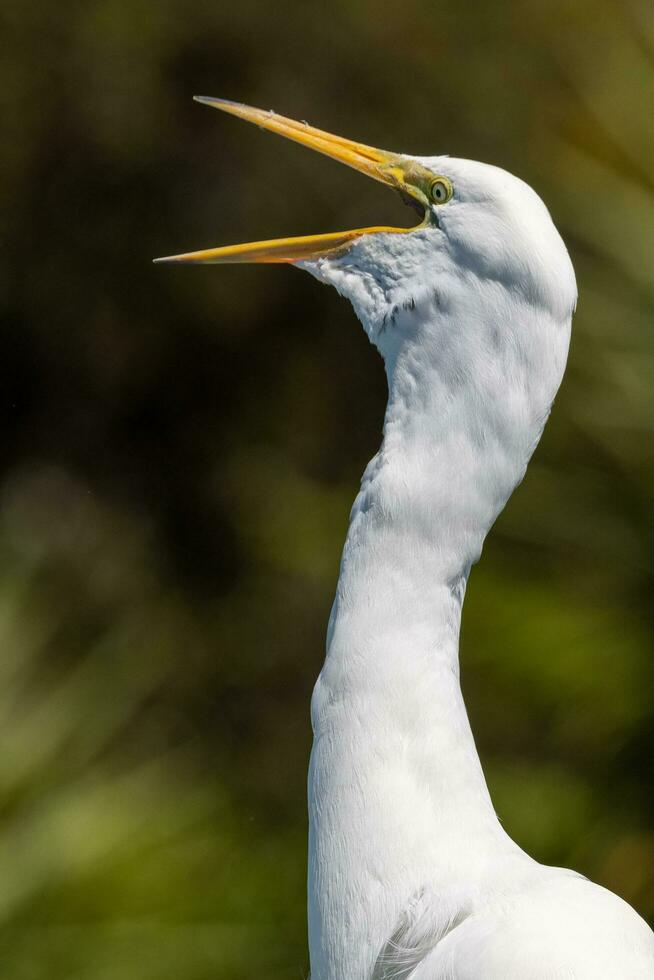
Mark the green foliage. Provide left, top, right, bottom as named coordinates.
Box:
left=1, top=0, right=653, bottom=975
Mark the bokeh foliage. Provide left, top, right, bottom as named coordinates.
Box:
left=1, top=0, right=653, bottom=976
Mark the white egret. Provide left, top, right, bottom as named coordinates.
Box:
left=156, top=99, right=654, bottom=979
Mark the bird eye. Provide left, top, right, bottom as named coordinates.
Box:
left=430, top=178, right=453, bottom=204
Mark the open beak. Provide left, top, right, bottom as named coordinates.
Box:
left=154, top=97, right=433, bottom=265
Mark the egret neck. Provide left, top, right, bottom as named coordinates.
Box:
left=303, top=261, right=568, bottom=978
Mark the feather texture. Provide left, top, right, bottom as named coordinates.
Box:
left=299, top=158, right=654, bottom=979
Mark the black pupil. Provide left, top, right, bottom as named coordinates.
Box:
left=435, top=185, right=443, bottom=198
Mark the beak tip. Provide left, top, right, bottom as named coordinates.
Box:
left=194, top=95, right=241, bottom=110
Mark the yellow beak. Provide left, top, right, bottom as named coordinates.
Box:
left=154, top=97, right=432, bottom=265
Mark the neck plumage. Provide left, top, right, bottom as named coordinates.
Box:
left=308, top=326, right=536, bottom=979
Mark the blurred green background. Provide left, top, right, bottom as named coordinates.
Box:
left=2, top=0, right=653, bottom=976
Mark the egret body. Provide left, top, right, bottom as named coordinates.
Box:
left=156, top=100, right=654, bottom=979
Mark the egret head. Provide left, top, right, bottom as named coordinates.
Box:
left=155, top=98, right=576, bottom=382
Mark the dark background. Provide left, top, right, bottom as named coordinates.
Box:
left=1, top=1, right=653, bottom=976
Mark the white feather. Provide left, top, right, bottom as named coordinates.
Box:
left=298, top=158, right=654, bottom=978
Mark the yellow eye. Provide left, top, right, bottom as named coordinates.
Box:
left=430, top=177, right=453, bottom=204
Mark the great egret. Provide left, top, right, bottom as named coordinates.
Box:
left=156, top=99, right=654, bottom=979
